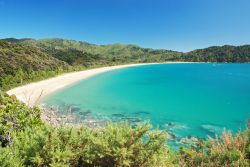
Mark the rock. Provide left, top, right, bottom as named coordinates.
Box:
left=168, top=132, right=177, bottom=139
left=71, top=107, right=81, bottom=112
left=79, top=110, right=91, bottom=116
left=132, top=111, right=150, bottom=115
left=112, top=114, right=125, bottom=117
left=179, top=136, right=199, bottom=145
left=166, top=122, right=176, bottom=127
left=200, top=124, right=223, bottom=134
left=125, top=117, right=142, bottom=123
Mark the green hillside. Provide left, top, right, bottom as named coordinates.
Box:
left=0, top=40, right=68, bottom=75
left=13, top=38, right=183, bottom=64
left=5, top=38, right=250, bottom=64
left=0, top=41, right=73, bottom=90
left=183, top=45, right=250, bottom=62
left=0, top=38, right=182, bottom=90
left=1, top=38, right=250, bottom=91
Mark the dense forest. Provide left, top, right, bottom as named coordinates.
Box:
left=1, top=38, right=250, bottom=91
left=182, top=45, right=250, bottom=62
left=2, top=38, right=183, bottom=65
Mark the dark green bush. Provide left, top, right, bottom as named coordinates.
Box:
left=0, top=91, right=42, bottom=146
left=0, top=123, right=172, bottom=167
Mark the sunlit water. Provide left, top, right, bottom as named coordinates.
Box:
left=42, top=63, right=250, bottom=146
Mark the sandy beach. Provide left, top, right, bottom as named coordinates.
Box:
left=7, top=62, right=190, bottom=106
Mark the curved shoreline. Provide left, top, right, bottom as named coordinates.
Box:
left=7, top=62, right=191, bottom=106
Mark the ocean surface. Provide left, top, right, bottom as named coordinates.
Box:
left=42, top=63, right=250, bottom=146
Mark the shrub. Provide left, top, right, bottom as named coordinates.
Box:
left=178, top=130, right=250, bottom=167
left=0, top=91, right=42, bottom=146
left=1, top=123, right=172, bottom=167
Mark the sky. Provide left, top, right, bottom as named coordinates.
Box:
left=0, top=0, right=250, bottom=52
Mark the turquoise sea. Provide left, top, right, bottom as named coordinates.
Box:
left=42, top=63, right=250, bottom=146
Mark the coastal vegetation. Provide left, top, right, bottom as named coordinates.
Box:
left=1, top=38, right=250, bottom=166
left=182, top=45, right=250, bottom=62
left=1, top=38, right=250, bottom=91
left=0, top=90, right=249, bottom=166
left=0, top=40, right=69, bottom=90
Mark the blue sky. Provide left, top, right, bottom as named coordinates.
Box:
left=0, top=0, right=250, bottom=52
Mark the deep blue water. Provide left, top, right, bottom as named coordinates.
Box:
left=42, top=63, right=250, bottom=145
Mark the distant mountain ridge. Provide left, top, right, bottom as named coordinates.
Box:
left=183, top=44, right=250, bottom=62
left=2, top=37, right=182, bottom=63
left=2, top=38, right=250, bottom=63
left=0, top=37, right=250, bottom=90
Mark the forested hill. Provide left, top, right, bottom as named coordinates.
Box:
left=3, top=38, right=250, bottom=64
left=0, top=40, right=71, bottom=90
left=0, top=38, right=250, bottom=90
left=3, top=38, right=182, bottom=65
left=183, top=45, right=250, bottom=62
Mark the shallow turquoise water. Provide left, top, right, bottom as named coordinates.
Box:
left=42, top=63, right=250, bottom=145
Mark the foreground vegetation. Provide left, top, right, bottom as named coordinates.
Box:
left=0, top=91, right=249, bottom=166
